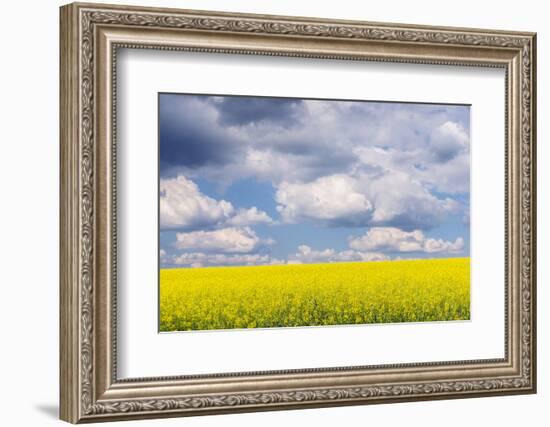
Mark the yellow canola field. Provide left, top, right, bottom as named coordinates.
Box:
left=160, top=257, right=470, bottom=332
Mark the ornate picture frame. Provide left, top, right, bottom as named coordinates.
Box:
left=60, top=2, right=536, bottom=423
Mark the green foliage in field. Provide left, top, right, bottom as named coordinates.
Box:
left=160, top=257, right=470, bottom=332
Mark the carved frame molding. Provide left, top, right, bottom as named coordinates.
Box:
left=60, top=2, right=536, bottom=423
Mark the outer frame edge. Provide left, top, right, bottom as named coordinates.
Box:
left=60, top=3, right=81, bottom=424
left=60, top=2, right=537, bottom=423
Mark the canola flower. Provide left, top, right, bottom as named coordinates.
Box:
left=160, top=257, right=470, bottom=332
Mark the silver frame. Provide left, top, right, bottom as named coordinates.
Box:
left=60, top=2, right=536, bottom=423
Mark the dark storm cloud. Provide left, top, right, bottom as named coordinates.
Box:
left=159, top=94, right=244, bottom=173
left=373, top=213, right=445, bottom=232
left=263, top=133, right=355, bottom=160
left=211, top=96, right=302, bottom=127
left=297, top=148, right=357, bottom=176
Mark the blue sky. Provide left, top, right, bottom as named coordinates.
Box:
left=159, top=93, right=470, bottom=268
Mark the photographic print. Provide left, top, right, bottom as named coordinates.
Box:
left=159, top=93, right=471, bottom=332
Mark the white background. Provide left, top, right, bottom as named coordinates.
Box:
left=0, top=0, right=546, bottom=426
left=118, top=50, right=504, bottom=377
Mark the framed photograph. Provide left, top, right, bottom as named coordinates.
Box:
left=60, top=2, right=537, bottom=423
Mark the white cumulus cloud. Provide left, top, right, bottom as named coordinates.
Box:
left=169, top=252, right=284, bottom=268
left=365, top=172, right=460, bottom=230
left=349, top=227, right=464, bottom=254
left=275, top=174, right=373, bottom=225
left=429, top=121, right=469, bottom=162
left=174, top=226, right=274, bottom=254
left=274, top=171, right=457, bottom=230
left=226, top=206, right=273, bottom=226
left=289, top=244, right=388, bottom=264
left=423, top=237, right=465, bottom=253
left=160, top=175, right=272, bottom=230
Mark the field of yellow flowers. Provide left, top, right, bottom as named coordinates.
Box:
left=160, top=257, right=470, bottom=332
